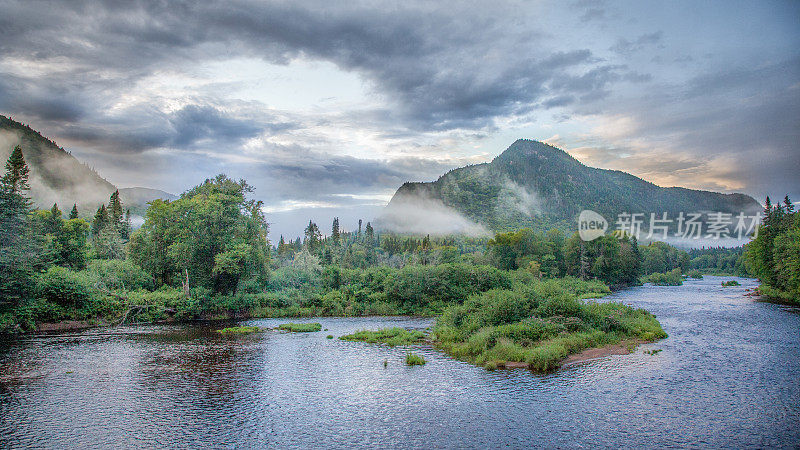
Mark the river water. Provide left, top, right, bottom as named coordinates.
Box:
left=1, top=276, right=798, bottom=448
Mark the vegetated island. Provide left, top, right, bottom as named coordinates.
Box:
left=337, top=277, right=665, bottom=372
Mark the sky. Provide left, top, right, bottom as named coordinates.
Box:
left=1, top=0, right=798, bottom=239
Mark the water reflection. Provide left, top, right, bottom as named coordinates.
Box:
left=1, top=277, right=798, bottom=448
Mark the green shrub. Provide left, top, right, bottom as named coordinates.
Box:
left=36, top=267, right=98, bottom=307
left=641, top=268, right=683, bottom=286
left=433, top=278, right=666, bottom=372
left=405, top=353, right=426, bottom=366
left=87, top=259, right=154, bottom=290
left=217, top=326, right=261, bottom=334
left=278, top=322, right=322, bottom=332
left=339, top=327, right=426, bottom=346
left=721, top=280, right=740, bottom=287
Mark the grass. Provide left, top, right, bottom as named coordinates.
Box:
left=721, top=280, right=740, bottom=287
left=278, top=322, right=322, bottom=332
left=405, top=353, right=426, bottom=366
left=433, top=278, right=667, bottom=372
left=216, top=326, right=261, bottom=334
left=339, top=327, right=426, bottom=346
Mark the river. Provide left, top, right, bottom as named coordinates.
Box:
left=1, top=276, right=798, bottom=448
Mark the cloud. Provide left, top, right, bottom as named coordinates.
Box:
left=610, top=32, right=664, bottom=55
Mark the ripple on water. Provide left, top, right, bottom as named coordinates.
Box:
left=1, top=277, right=799, bottom=448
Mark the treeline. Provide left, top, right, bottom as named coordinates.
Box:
left=0, top=146, right=711, bottom=332
left=688, top=246, right=750, bottom=276
left=744, top=196, right=799, bottom=303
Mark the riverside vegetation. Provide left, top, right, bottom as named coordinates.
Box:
left=0, top=146, right=783, bottom=354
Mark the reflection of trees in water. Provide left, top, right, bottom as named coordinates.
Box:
left=137, top=329, right=269, bottom=401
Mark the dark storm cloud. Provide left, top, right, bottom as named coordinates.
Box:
left=0, top=0, right=625, bottom=137
left=610, top=32, right=664, bottom=55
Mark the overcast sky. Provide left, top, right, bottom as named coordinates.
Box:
left=1, top=0, right=798, bottom=238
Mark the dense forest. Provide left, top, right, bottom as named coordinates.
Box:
left=0, top=147, right=779, bottom=333
left=744, top=196, right=799, bottom=303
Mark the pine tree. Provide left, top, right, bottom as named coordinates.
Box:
left=123, top=209, right=132, bottom=240
left=92, top=204, right=109, bottom=237
left=331, top=217, right=341, bottom=245
left=108, top=190, right=124, bottom=234
left=365, top=221, right=374, bottom=238
left=358, top=219, right=362, bottom=235
left=784, top=195, right=794, bottom=213
left=47, top=203, right=63, bottom=235
left=2, top=145, right=30, bottom=194
left=304, top=220, right=322, bottom=251
left=69, top=204, right=79, bottom=220
left=0, top=147, right=37, bottom=304
left=277, top=235, right=286, bottom=255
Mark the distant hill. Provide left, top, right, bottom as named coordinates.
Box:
left=0, top=115, right=116, bottom=211
left=119, top=187, right=177, bottom=216
left=379, top=139, right=762, bottom=234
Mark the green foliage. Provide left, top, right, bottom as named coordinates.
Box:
left=640, top=269, right=684, bottom=286
left=36, top=266, right=98, bottom=307
left=217, top=326, right=261, bottom=334
left=339, top=327, right=426, bottom=346
left=87, top=259, right=153, bottom=291
left=721, top=280, right=740, bottom=287
left=433, top=279, right=665, bottom=371
left=405, top=352, right=426, bottom=366
left=129, top=175, right=270, bottom=295
left=278, top=322, right=322, bottom=332
left=385, top=139, right=760, bottom=233
left=745, top=198, right=799, bottom=303
left=686, top=270, right=704, bottom=279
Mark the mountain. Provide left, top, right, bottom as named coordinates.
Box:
left=0, top=115, right=116, bottom=211
left=379, top=139, right=762, bottom=234
left=119, top=187, right=177, bottom=205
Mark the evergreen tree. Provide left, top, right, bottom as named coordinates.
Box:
left=69, top=204, right=79, bottom=220
left=92, top=204, right=109, bottom=237
left=304, top=220, right=322, bottom=251
left=108, top=190, right=124, bottom=234
left=2, top=145, right=31, bottom=194
left=784, top=195, right=795, bottom=213
left=358, top=219, right=362, bottom=235
left=331, top=217, right=341, bottom=245
left=0, top=147, right=36, bottom=304
left=47, top=203, right=64, bottom=235
left=123, top=209, right=132, bottom=240
left=365, top=221, right=374, bottom=239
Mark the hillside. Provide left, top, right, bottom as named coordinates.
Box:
left=379, top=139, right=761, bottom=234
left=0, top=115, right=116, bottom=210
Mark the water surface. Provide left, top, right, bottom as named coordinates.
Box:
left=1, top=276, right=798, bottom=448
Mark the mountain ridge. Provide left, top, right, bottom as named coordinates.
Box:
left=380, top=139, right=761, bottom=234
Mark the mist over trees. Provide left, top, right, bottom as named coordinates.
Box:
left=0, top=145, right=787, bottom=334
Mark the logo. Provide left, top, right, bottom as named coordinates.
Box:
left=578, top=210, right=607, bottom=241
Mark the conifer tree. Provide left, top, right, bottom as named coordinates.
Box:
left=69, top=204, right=79, bottom=220
left=331, top=217, right=341, bottom=245
left=0, top=147, right=36, bottom=304
left=92, top=204, right=109, bottom=236
left=784, top=195, right=794, bottom=213
left=109, top=190, right=124, bottom=233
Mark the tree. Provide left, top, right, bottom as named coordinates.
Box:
left=2, top=145, right=31, bottom=194
left=108, top=190, right=124, bottom=233
left=304, top=220, right=322, bottom=251
left=331, top=217, right=341, bottom=245
left=92, top=204, right=109, bottom=237
left=365, top=222, right=374, bottom=239
left=129, top=175, right=270, bottom=295
left=69, top=204, right=79, bottom=220
left=0, top=147, right=37, bottom=304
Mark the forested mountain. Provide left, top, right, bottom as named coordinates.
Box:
left=380, top=139, right=762, bottom=233
left=0, top=115, right=116, bottom=210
